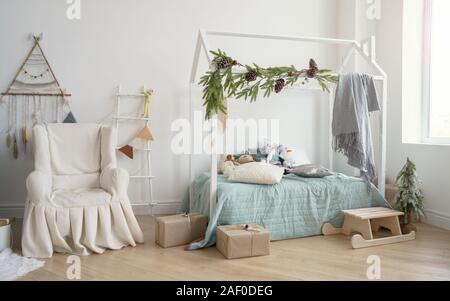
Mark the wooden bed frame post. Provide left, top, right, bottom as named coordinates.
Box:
left=189, top=31, right=388, bottom=217
left=210, top=116, right=218, bottom=217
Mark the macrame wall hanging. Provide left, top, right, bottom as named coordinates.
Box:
left=0, top=34, right=75, bottom=159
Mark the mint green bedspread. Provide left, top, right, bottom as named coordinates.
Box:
left=179, top=172, right=389, bottom=250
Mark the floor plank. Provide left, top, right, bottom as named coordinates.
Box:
left=12, top=216, right=450, bottom=281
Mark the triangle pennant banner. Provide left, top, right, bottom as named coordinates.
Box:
left=118, top=145, right=134, bottom=159
left=129, top=137, right=147, bottom=150
left=63, top=111, right=77, bottom=123
left=137, top=126, right=154, bottom=141
left=129, top=126, right=154, bottom=150
left=117, top=126, right=153, bottom=157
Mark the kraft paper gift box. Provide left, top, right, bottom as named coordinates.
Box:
left=385, top=184, right=399, bottom=206
left=155, top=213, right=208, bottom=248
left=216, top=224, right=270, bottom=259
left=372, top=177, right=399, bottom=207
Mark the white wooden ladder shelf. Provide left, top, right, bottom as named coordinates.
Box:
left=114, top=85, right=155, bottom=214
left=322, top=207, right=415, bottom=249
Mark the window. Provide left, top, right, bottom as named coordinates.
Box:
left=423, top=0, right=450, bottom=143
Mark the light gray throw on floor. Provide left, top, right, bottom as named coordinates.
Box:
left=332, top=73, right=380, bottom=184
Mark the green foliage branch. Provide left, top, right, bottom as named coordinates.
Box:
left=199, top=50, right=338, bottom=119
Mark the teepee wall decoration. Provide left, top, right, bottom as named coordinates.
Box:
left=1, top=35, right=71, bottom=99
left=1, top=33, right=73, bottom=159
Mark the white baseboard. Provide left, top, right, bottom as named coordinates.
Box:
left=0, top=200, right=181, bottom=218
left=4, top=201, right=446, bottom=229
left=132, top=202, right=180, bottom=215
left=0, top=204, right=24, bottom=218
left=423, top=209, right=450, bottom=231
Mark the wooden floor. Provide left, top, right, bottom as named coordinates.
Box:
left=13, top=216, right=450, bottom=281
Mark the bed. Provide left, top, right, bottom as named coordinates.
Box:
left=179, top=172, right=389, bottom=250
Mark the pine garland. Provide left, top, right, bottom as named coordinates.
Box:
left=394, top=158, right=425, bottom=224
left=199, top=50, right=338, bottom=120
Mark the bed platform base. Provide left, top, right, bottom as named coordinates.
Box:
left=322, top=207, right=415, bottom=249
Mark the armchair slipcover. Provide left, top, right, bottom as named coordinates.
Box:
left=22, top=123, right=144, bottom=258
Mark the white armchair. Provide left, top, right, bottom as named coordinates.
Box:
left=22, top=123, right=144, bottom=258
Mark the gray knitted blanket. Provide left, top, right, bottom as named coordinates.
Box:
left=332, top=73, right=380, bottom=184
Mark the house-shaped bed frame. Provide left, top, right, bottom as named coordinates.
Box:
left=189, top=30, right=388, bottom=216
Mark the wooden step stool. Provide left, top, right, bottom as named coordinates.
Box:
left=322, top=207, right=415, bottom=249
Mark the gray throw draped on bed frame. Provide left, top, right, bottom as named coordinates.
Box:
left=332, top=73, right=380, bottom=184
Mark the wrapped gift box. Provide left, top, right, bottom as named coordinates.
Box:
left=385, top=184, right=399, bottom=206
left=155, top=213, right=208, bottom=248
left=372, top=177, right=399, bottom=207
left=216, top=224, right=270, bottom=259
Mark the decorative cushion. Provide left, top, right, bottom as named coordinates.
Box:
left=220, top=161, right=236, bottom=177
left=51, top=188, right=111, bottom=208
left=237, top=154, right=254, bottom=164
left=288, top=164, right=332, bottom=178
left=46, top=123, right=101, bottom=175
left=228, top=162, right=284, bottom=185
left=52, top=173, right=100, bottom=190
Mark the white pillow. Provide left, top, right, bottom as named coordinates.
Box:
left=228, top=162, right=284, bottom=185
left=221, top=161, right=236, bottom=176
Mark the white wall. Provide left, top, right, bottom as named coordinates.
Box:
left=334, top=0, right=450, bottom=230
left=0, top=0, right=339, bottom=216
left=376, top=0, right=450, bottom=230
left=334, top=0, right=380, bottom=177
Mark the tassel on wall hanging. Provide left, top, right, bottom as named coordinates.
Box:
left=5, top=97, right=15, bottom=149
left=0, top=34, right=73, bottom=159
left=13, top=134, right=19, bottom=160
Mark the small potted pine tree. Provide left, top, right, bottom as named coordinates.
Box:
left=394, top=158, right=425, bottom=233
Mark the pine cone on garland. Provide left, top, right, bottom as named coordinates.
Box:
left=306, top=58, right=319, bottom=78
left=306, top=68, right=318, bottom=78
left=274, top=78, right=285, bottom=93
left=215, top=57, right=231, bottom=69
left=309, top=58, right=318, bottom=70
left=214, top=57, right=238, bottom=70
left=245, top=71, right=257, bottom=82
